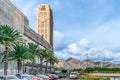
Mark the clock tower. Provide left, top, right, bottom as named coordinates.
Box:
left=36, top=4, right=53, bottom=46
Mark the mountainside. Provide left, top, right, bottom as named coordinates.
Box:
left=64, top=57, right=86, bottom=69
left=83, top=60, right=119, bottom=68
left=55, top=57, right=119, bottom=69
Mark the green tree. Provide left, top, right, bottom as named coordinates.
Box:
left=55, top=67, right=64, bottom=71
left=8, top=44, right=34, bottom=73
left=44, top=49, right=53, bottom=73
left=49, top=55, right=58, bottom=72
left=28, top=43, right=39, bottom=74
left=0, top=25, right=21, bottom=75
left=37, top=48, right=46, bottom=73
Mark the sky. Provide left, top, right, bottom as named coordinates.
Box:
left=10, top=0, right=120, bottom=63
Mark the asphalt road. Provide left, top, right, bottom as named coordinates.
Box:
left=58, top=78, right=79, bottom=80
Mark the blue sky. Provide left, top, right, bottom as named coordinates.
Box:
left=11, top=0, right=120, bottom=63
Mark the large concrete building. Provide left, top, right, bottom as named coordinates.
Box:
left=0, top=0, right=53, bottom=75
left=36, top=4, right=53, bottom=46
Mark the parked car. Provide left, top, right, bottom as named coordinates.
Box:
left=51, top=74, right=59, bottom=79
left=45, top=74, right=57, bottom=80
left=15, top=74, right=32, bottom=80
left=55, top=73, right=65, bottom=78
left=0, top=75, right=20, bottom=80
left=69, top=72, right=79, bottom=79
left=30, top=75, right=40, bottom=80
left=36, top=74, right=49, bottom=80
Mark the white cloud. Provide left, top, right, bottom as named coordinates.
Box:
left=67, top=43, right=81, bottom=54
left=54, top=51, right=70, bottom=59
left=78, top=39, right=89, bottom=48
left=65, top=39, right=89, bottom=55
left=55, top=38, right=120, bottom=63
left=55, top=38, right=90, bottom=59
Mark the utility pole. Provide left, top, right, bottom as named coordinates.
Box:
left=103, top=56, right=105, bottom=68
left=86, top=53, right=88, bottom=68
left=114, top=60, right=116, bottom=66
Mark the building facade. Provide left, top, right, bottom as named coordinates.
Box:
left=36, top=4, right=53, bottom=46
left=0, top=0, right=53, bottom=75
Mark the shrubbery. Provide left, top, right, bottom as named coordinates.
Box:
left=85, top=67, right=120, bottom=73
left=81, top=73, right=110, bottom=80
left=55, top=67, right=65, bottom=71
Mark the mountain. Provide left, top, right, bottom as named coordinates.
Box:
left=55, top=57, right=119, bottom=69
left=83, top=60, right=119, bottom=68
left=54, top=59, right=65, bottom=68
left=64, top=57, right=86, bottom=69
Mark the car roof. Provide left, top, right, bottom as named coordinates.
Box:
left=0, top=75, right=16, bottom=77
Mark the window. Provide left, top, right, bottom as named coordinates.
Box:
left=45, top=34, right=47, bottom=38
left=41, top=30, right=44, bottom=33
left=45, top=29, right=47, bottom=33
left=41, top=23, right=44, bottom=28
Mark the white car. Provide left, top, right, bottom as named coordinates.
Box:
left=15, top=74, right=32, bottom=80
left=36, top=74, right=49, bottom=80
left=0, top=75, right=20, bottom=80
left=69, top=72, right=79, bottom=79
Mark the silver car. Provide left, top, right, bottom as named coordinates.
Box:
left=36, top=74, right=49, bottom=80
left=15, top=74, right=32, bottom=80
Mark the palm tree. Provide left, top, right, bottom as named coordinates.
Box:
left=44, top=49, right=53, bottom=73
left=28, top=43, right=39, bottom=74
left=49, top=56, right=58, bottom=72
left=8, top=44, right=34, bottom=73
left=0, top=25, right=21, bottom=75
left=37, top=48, right=46, bottom=73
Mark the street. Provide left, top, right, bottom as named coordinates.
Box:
left=58, top=78, right=80, bottom=80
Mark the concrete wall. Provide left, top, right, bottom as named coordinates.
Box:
left=0, top=0, right=25, bottom=34
left=24, top=26, right=52, bottom=49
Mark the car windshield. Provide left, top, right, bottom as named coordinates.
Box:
left=15, top=74, right=20, bottom=79
left=70, top=73, right=77, bottom=75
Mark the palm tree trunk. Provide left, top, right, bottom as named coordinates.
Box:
left=17, top=60, right=22, bottom=73
left=30, top=62, right=34, bottom=74
left=50, top=62, right=51, bottom=73
left=39, top=58, right=43, bottom=74
left=45, top=61, right=48, bottom=73
left=4, top=47, right=8, bottom=75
